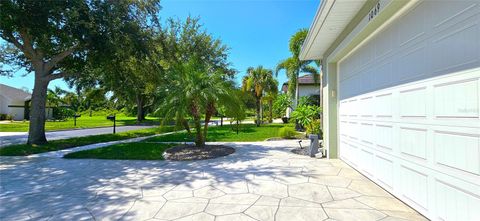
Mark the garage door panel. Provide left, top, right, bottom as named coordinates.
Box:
left=375, top=124, right=393, bottom=150
left=372, top=59, right=394, bottom=89
left=431, top=22, right=480, bottom=75
left=374, top=93, right=393, bottom=117
left=360, top=123, right=374, bottom=144
left=435, top=179, right=480, bottom=221
left=337, top=2, right=479, bottom=219
left=399, top=127, right=428, bottom=160
left=427, top=0, right=478, bottom=31
left=373, top=154, right=394, bottom=189
left=399, top=87, right=427, bottom=118
left=374, top=24, right=396, bottom=59
left=360, top=147, right=374, bottom=176
left=399, top=165, right=429, bottom=210
left=397, top=45, right=429, bottom=81
left=433, top=129, right=480, bottom=176
left=396, top=2, right=426, bottom=48
left=433, top=78, right=479, bottom=118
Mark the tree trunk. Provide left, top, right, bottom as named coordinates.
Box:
left=27, top=76, right=49, bottom=145
left=203, top=102, right=215, bottom=143
left=294, top=78, right=301, bottom=130
left=136, top=94, right=145, bottom=123
left=255, top=98, right=261, bottom=127
left=260, top=102, right=263, bottom=123
left=182, top=119, right=191, bottom=135
left=236, top=120, right=239, bottom=134
left=190, top=103, right=204, bottom=147
left=269, top=100, right=273, bottom=123
left=295, top=80, right=300, bottom=107
left=193, top=117, right=204, bottom=147
left=203, top=118, right=210, bottom=144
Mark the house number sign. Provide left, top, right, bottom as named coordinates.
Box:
left=368, top=2, right=381, bottom=21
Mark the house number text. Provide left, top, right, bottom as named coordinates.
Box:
left=368, top=2, right=381, bottom=21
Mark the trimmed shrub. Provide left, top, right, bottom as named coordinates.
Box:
left=278, top=127, right=296, bottom=139
left=0, top=114, right=13, bottom=121
left=306, top=119, right=321, bottom=136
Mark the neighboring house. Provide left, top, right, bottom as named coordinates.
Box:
left=300, top=1, right=479, bottom=221
left=281, top=74, right=320, bottom=117
left=0, top=84, right=53, bottom=121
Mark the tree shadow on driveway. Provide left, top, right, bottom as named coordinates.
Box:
left=0, top=140, right=328, bottom=220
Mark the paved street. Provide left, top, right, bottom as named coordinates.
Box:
left=0, top=125, right=155, bottom=147
left=0, top=140, right=426, bottom=221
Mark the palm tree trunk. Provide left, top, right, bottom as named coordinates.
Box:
left=294, top=75, right=301, bottom=130
left=269, top=99, right=273, bottom=123
left=182, top=119, right=191, bottom=134
left=295, top=80, right=300, bottom=107
left=194, top=117, right=204, bottom=147
left=203, top=102, right=215, bottom=144
left=190, top=103, right=204, bottom=147
left=255, top=98, right=261, bottom=127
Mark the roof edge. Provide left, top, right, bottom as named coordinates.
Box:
left=299, top=0, right=333, bottom=61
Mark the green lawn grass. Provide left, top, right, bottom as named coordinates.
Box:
left=0, top=126, right=175, bottom=156
left=0, top=115, right=159, bottom=132
left=63, top=123, right=299, bottom=160
left=145, top=123, right=298, bottom=142
left=64, top=142, right=174, bottom=160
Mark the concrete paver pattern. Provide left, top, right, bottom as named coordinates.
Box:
left=0, top=140, right=427, bottom=221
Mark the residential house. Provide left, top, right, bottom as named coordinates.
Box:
left=300, top=1, right=480, bottom=220
left=281, top=74, right=320, bottom=117
left=0, top=84, right=53, bottom=121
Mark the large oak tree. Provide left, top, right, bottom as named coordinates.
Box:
left=0, top=0, right=161, bottom=144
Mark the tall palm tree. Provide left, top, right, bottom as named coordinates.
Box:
left=262, top=89, right=278, bottom=123
left=242, top=66, right=277, bottom=127
left=276, top=29, right=319, bottom=107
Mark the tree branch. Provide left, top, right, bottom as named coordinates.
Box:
left=43, top=72, right=69, bottom=82
left=18, top=29, right=37, bottom=60
left=3, top=31, right=25, bottom=52
left=45, top=46, right=77, bottom=71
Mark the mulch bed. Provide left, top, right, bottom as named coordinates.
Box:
left=265, top=137, right=306, bottom=141
left=163, top=145, right=235, bottom=161
left=291, top=147, right=310, bottom=156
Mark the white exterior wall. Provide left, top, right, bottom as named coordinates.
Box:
left=287, top=84, right=320, bottom=117
left=0, top=95, right=9, bottom=116
left=7, top=100, right=25, bottom=121
left=292, top=84, right=320, bottom=106
left=298, top=85, right=320, bottom=98
left=334, top=1, right=480, bottom=220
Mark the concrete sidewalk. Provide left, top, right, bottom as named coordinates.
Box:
left=0, top=125, right=155, bottom=147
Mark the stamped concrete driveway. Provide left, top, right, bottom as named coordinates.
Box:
left=0, top=140, right=427, bottom=221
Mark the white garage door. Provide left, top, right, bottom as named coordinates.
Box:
left=337, top=1, right=480, bottom=221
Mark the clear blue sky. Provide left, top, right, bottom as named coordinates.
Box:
left=0, top=0, right=320, bottom=92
